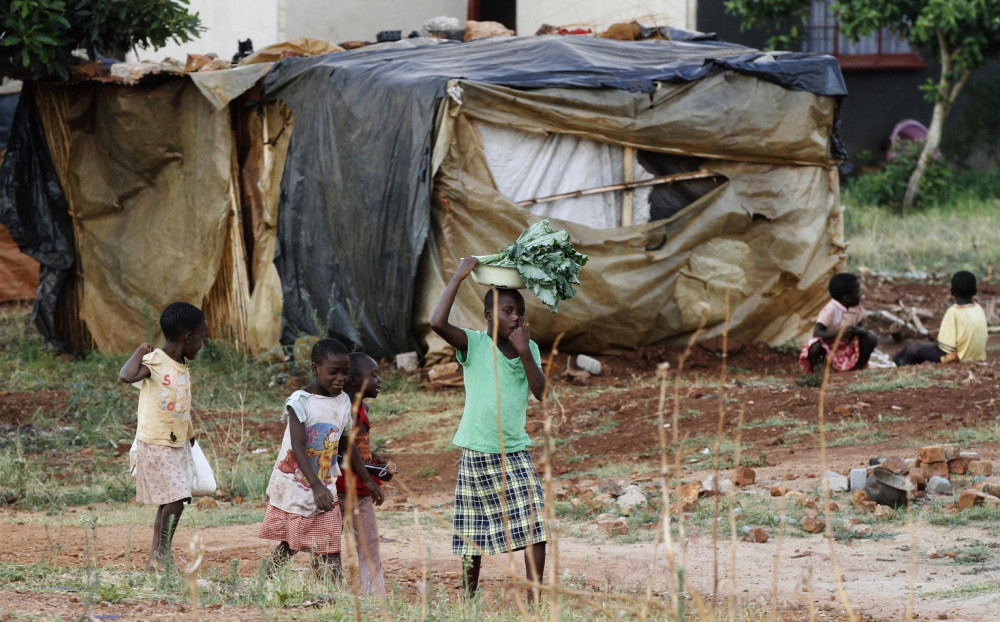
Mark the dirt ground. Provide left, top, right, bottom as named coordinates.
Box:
left=2, top=277, right=1000, bottom=621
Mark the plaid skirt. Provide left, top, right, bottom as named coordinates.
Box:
left=258, top=504, right=342, bottom=554
left=452, top=449, right=547, bottom=556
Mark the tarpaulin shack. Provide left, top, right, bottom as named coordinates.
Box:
left=262, top=34, right=848, bottom=361
left=0, top=62, right=291, bottom=352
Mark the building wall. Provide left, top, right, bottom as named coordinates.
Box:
left=518, top=0, right=692, bottom=35
left=284, top=0, right=467, bottom=44
left=130, top=0, right=282, bottom=62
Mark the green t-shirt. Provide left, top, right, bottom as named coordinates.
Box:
left=452, top=329, right=541, bottom=454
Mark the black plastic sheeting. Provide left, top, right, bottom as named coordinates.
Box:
left=0, top=85, right=75, bottom=349
left=264, top=35, right=847, bottom=358
left=0, top=92, right=20, bottom=151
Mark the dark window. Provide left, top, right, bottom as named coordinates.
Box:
left=467, top=0, right=516, bottom=32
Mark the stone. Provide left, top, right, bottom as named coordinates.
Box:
left=923, top=461, right=950, bottom=479
left=575, top=354, right=603, bottom=376
left=873, top=466, right=915, bottom=492
left=745, top=527, right=768, bottom=543
left=968, top=462, right=993, bottom=477
left=733, top=466, right=756, bottom=487
left=802, top=516, right=825, bottom=534
left=852, top=490, right=877, bottom=513
left=919, top=445, right=947, bottom=464
left=958, top=489, right=986, bottom=511
left=396, top=351, right=419, bottom=373
left=821, top=470, right=849, bottom=493
left=851, top=523, right=872, bottom=536
left=948, top=457, right=974, bottom=475
left=882, top=456, right=909, bottom=476
left=960, top=450, right=982, bottom=461
left=865, top=474, right=909, bottom=508
left=595, top=515, right=629, bottom=536
left=616, top=485, right=647, bottom=515
left=677, top=481, right=701, bottom=512
left=770, top=485, right=788, bottom=497
left=702, top=475, right=733, bottom=496
left=849, top=468, right=869, bottom=491
left=597, top=478, right=624, bottom=497
left=195, top=496, right=218, bottom=509
left=904, top=458, right=917, bottom=469
left=980, top=481, right=1000, bottom=497
left=942, top=444, right=961, bottom=461
left=984, top=494, right=1000, bottom=509
left=873, top=505, right=896, bottom=520
left=907, top=467, right=927, bottom=490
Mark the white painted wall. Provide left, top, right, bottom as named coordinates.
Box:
left=130, top=0, right=692, bottom=62
left=284, top=0, right=467, bottom=44
left=130, top=0, right=281, bottom=62
left=518, top=0, right=691, bottom=35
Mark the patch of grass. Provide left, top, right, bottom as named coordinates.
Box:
left=744, top=415, right=808, bottom=430
left=416, top=466, right=438, bottom=478
left=844, top=197, right=1000, bottom=275
left=946, top=421, right=1000, bottom=446
left=826, top=418, right=890, bottom=447
left=847, top=375, right=936, bottom=393
left=925, top=578, right=1000, bottom=600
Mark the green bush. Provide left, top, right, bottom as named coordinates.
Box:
left=845, top=140, right=954, bottom=209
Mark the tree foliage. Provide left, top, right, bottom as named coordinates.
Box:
left=726, top=0, right=1000, bottom=210
left=1, top=0, right=202, bottom=79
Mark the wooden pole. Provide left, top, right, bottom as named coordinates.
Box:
left=516, top=170, right=719, bottom=207
left=622, top=146, right=634, bottom=226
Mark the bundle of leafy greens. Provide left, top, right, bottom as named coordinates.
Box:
left=477, top=219, right=588, bottom=313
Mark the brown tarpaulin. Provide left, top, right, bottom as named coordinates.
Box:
left=31, top=78, right=287, bottom=354
left=0, top=223, right=39, bottom=302
left=415, top=79, right=845, bottom=361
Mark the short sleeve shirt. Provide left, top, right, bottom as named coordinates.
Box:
left=135, top=348, right=195, bottom=447
left=938, top=303, right=988, bottom=361
left=265, top=390, right=353, bottom=517
left=452, top=329, right=541, bottom=454
left=816, top=299, right=866, bottom=333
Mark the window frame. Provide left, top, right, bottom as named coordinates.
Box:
left=804, top=3, right=926, bottom=72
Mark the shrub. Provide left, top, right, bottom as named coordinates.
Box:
left=845, top=140, right=953, bottom=210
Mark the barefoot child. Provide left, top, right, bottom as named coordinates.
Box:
left=430, top=256, right=548, bottom=602
left=893, top=270, right=988, bottom=366
left=258, top=338, right=383, bottom=580
left=799, top=272, right=878, bottom=373
left=336, top=352, right=390, bottom=599
left=119, top=302, right=208, bottom=571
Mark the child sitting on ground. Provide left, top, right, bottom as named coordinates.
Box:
left=430, top=255, right=548, bottom=604
left=893, top=270, right=988, bottom=366
left=799, top=272, right=878, bottom=373
left=336, top=352, right=390, bottom=599
left=119, top=302, right=208, bottom=571
left=258, top=338, right=383, bottom=580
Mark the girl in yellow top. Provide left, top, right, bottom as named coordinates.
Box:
left=119, top=302, right=207, bottom=571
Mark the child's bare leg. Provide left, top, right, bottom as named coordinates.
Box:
left=312, top=552, right=342, bottom=582
left=148, top=500, right=184, bottom=570
left=807, top=341, right=826, bottom=372
left=855, top=331, right=878, bottom=370
left=524, top=542, right=546, bottom=605
left=265, top=541, right=296, bottom=576
left=462, top=554, right=482, bottom=598
left=146, top=505, right=165, bottom=570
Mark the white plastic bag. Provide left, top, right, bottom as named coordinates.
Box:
left=128, top=436, right=138, bottom=476
left=187, top=440, right=217, bottom=497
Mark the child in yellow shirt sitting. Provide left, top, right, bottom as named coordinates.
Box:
left=893, top=271, right=988, bottom=366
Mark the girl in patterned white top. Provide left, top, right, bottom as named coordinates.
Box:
left=258, top=338, right=383, bottom=580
